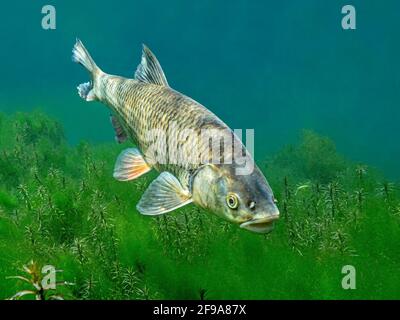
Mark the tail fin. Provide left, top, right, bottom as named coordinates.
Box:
left=72, top=39, right=100, bottom=101
left=72, top=39, right=98, bottom=74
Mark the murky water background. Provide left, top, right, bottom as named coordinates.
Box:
left=0, top=0, right=399, bottom=177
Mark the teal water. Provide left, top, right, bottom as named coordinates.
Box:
left=1, top=0, right=399, bottom=178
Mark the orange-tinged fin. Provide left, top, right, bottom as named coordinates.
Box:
left=113, top=148, right=151, bottom=181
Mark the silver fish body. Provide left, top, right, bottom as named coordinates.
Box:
left=72, top=39, right=279, bottom=233
left=96, top=75, right=234, bottom=189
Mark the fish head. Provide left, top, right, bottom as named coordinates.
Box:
left=191, top=164, right=279, bottom=234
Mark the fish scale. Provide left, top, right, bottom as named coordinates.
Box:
left=72, top=39, right=279, bottom=233
left=96, top=74, right=235, bottom=189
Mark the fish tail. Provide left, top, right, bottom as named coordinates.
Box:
left=72, top=39, right=101, bottom=101
left=72, top=38, right=99, bottom=74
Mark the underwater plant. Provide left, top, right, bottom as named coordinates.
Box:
left=7, top=260, right=73, bottom=300
left=0, top=111, right=399, bottom=299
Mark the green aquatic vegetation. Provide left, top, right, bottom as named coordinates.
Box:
left=7, top=260, right=73, bottom=300
left=0, top=189, right=17, bottom=210
left=355, top=165, right=367, bottom=186
left=0, top=111, right=399, bottom=299
left=267, top=130, right=346, bottom=185
left=376, top=181, right=396, bottom=202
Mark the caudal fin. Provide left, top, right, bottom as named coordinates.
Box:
left=72, top=39, right=98, bottom=74
left=72, top=39, right=100, bottom=101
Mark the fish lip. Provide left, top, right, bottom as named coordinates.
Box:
left=239, top=215, right=279, bottom=234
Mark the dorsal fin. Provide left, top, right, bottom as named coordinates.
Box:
left=134, top=45, right=169, bottom=87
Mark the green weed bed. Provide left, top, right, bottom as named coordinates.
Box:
left=0, top=111, right=399, bottom=299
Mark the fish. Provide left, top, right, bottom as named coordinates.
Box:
left=72, top=39, right=279, bottom=233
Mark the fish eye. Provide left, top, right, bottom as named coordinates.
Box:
left=226, top=193, right=239, bottom=209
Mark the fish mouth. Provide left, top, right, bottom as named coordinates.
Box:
left=240, top=215, right=279, bottom=234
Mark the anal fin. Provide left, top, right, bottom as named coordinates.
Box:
left=113, top=148, right=151, bottom=181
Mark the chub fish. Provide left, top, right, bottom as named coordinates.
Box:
left=72, top=39, right=279, bottom=233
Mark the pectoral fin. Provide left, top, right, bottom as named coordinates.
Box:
left=137, top=172, right=192, bottom=215
left=113, top=148, right=151, bottom=181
